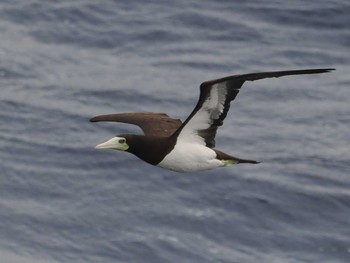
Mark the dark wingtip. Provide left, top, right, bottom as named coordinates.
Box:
left=322, top=68, right=336, bottom=72
left=89, top=115, right=108, bottom=122
left=289, top=68, right=336, bottom=75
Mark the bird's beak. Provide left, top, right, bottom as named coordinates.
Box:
left=95, top=137, right=129, bottom=151
left=95, top=137, right=120, bottom=149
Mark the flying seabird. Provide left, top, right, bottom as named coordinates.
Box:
left=90, top=68, right=334, bottom=172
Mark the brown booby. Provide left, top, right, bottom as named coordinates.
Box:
left=90, top=68, right=334, bottom=172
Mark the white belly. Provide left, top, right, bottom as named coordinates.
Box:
left=157, top=142, right=223, bottom=172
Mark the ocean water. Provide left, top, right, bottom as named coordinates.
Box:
left=1, top=1, right=350, bottom=262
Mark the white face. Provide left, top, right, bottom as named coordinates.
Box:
left=95, top=136, right=129, bottom=151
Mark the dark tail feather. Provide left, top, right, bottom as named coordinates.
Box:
left=214, top=149, right=260, bottom=164
left=235, top=157, right=261, bottom=164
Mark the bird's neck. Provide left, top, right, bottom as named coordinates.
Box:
left=124, top=135, right=176, bottom=165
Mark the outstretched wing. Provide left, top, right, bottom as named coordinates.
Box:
left=172, top=68, right=334, bottom=148
left=90, top=112, right=182, bottom=137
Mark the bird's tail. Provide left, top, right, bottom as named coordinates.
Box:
left=214, top=149, right=260, bottom=165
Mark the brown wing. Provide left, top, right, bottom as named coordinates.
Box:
left=172, top=68, right=334, bottom=148
left=90, top=112, right=182, bottom=137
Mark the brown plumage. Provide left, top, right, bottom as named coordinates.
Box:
left=90, top=112, right=182, bottom=137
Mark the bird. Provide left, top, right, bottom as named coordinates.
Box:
left=90, top=68, right=334, bottom=172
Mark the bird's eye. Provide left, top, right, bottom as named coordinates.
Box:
left=118, top=138, right=126, bottom=144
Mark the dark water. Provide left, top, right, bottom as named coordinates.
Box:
left=1, top=1, right=350, bottom=262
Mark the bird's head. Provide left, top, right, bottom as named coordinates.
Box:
left=95, top=135, right=129, bottom=151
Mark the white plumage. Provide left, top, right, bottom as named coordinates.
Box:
left=178, top=84, right=226, bottom=146
left=158, top=141, right=223, bottom=172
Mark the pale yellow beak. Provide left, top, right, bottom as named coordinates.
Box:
left=95, top=137, right=129, bottom=151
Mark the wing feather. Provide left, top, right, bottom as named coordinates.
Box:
left=172, top=68, right=334, bottom=147
left=90, top=112, right=182, bottom=137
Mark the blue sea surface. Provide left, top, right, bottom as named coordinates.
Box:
left=1, top=1, right=350, bottom=262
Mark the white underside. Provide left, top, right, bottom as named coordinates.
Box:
left=157, top=85, right=232, bottom=172
left=157, top=142, right=225, bottom=172
left=177, top=83, right=227, bottom=146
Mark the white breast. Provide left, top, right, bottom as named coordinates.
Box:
left=157, top=142, right=223, bottom=172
